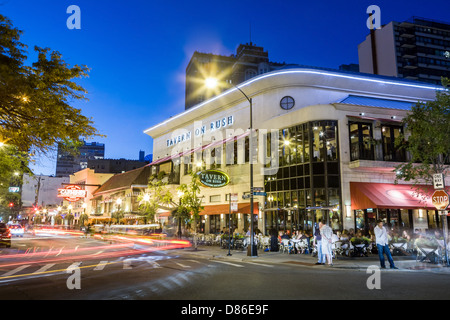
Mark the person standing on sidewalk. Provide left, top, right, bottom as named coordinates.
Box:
left=320, top=220, right=334, bottom=266
left=374, top=220, right=398, bottom=269
left=314, top=222, right=325, bottom=265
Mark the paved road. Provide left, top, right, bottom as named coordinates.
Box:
left=1, top=233, right=450, bottom=301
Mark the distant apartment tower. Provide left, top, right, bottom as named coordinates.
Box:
left=55, top=141, right=105, bottom=177
left=185, top=42, right=286, bottom=110
left=358, top=17, right=450, bottom=85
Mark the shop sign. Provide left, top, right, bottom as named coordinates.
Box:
left=166, top=116, right=234, bottom=147
left=57, top=185, right=87, bottom=202
left=8, top=186, right=20, bottom=193
left=198, top=170, right=230, bottom=188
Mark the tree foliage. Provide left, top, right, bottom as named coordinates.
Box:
left=395, top=78, right=450, bottom=190
left=0, top=14, right=101, bottom=155
left=176, top=170, right=204, bottom=232
left=0, top=144, right=29, bottom=216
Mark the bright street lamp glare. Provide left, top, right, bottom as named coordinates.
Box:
left=205, top=77, right=218, bottom=89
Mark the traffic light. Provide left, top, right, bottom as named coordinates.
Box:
left=9, top=202, right=14, bottom=208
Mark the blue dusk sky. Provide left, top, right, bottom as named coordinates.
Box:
left=1, top=0, right=448, bottom=175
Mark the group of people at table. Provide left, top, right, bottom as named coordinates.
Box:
left=273, top=219, right=448, bottom=268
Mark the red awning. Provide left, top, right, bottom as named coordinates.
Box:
left=350, top=182, right=447, bottom=210
left=156, top=203, right=259, bottom=218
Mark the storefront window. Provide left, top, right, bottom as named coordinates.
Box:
left=349, top=122, right=374, bottom=161
left=382, top=125, right=406, bottom=162
left=312, top=123, right=325, bottom=162
left=355, top=210, right=365, bottom=231
left=325, top=122, right=337, bottom=161
left=209, top=215, right=221, bottom=234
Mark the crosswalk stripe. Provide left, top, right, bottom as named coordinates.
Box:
left=147, top=261, right=162, bottom=268
left=243, top=261, right=274, bottom=268
left=175, top=263, right=191, bottom=268
left=93, top=261, right=108, bottom=271
left=2, top=265, right=31, bottom=277
left=212, top=260, right=244, bottom=268
left=32, top=264, right=55, bottom=274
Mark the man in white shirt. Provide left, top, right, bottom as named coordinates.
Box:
left=374, top=220, right=398, bottom=269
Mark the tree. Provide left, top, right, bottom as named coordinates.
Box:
left=0, top=144, right=29, bottom=217
left=139, top=175, right=176, bottom=223
left=177, top=170, right=204, bottom=234
left=0, top=14, right=102, bottom=155
left=395, top=78, right=450, bottom=198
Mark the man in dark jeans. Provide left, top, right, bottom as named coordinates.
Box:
left=374, top=220, right=398, bottom=269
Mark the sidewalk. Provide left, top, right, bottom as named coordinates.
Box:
left=171, top=244, right=450, bottom=274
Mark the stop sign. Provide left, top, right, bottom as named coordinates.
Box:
left=432, top=190, right=449, bottom=210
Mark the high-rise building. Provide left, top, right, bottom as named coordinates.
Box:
left=358, top=16, right=450, bottom=85
left=55, top=141, right=105, bottom=177
left=185, top=42, right=286, bottom=110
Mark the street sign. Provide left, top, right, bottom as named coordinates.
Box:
left=242, top=194, right=251, bottom=199
left=431, top=190, right=449, bottom=210
left=433, top=173, right=445, bottom=189
left=230, top=193, right=238, bottom=212
left=253, top=192, right=267, bottom=196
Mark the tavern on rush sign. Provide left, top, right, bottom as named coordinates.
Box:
left=198, top=170, right=230, bottom=188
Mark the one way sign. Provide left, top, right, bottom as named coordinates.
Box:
left=433, top=173, right=445, bottom=190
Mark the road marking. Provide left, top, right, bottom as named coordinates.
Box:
left=93, top=261, right=108, bottom=271
left=175, top=263, right=191, bottom=268
left=212, top=260, right=244, bottom=268
left=32, top=264, right=55, bottom=274
left=0, top=261, right=119, bottom=281
left=56, top=247, right=65, bottom=256
left=147, top=261, right=162, bottom=268
left=123, top=260, right=133, bottom=269
left=2, top=265, right=31, bottom=277
left=243, top=261, right=274, bottom=268
left=67, top=262, right=82, bottom=269
left=187, top=260, right=203, bottom=264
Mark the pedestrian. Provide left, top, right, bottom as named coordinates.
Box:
left=374, top=220, right=398, bottom=269
left=314, top=222, right=325, bottom=265
left=319, top=220, right=334, bottom=266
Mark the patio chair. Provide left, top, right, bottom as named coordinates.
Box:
left=280, top=239, right=294, bottom=254
left=295, top=239, right=309, bottom=254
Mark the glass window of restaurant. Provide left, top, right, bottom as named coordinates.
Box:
left=264, top=120, right=342, bottom=235
left=381, top=125, right=406, bottom=162
left=349, top=121, right=374, bottom=161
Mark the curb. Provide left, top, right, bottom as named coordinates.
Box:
left=171, top=247, right=450, bottom=274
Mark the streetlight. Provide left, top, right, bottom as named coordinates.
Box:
left=204, top=77, right=257, bottom=257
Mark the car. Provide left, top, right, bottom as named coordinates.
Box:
left=0, top=223, right=11, bottom=248
left=9, top=224, right=24, bottom=237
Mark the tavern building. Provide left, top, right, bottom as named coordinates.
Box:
left=144, top=66, right=449, bottom=236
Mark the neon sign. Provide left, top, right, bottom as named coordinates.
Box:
left=57, top=185, right=87, bottom=202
